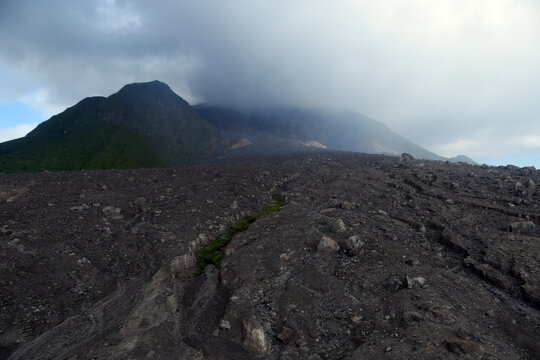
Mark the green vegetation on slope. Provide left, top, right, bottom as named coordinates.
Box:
left=0, top=119, right=162, bottom=173
left=0, top=81, right=218, bottom=173
left=149, top=125, right=215, bottom=165
left=196, top=195, right=284, bottom=275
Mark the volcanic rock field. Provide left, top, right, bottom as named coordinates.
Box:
left=0, top=152, right=539, bottom=359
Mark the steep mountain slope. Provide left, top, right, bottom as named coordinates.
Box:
left=0, top=81, right=218, bottom=173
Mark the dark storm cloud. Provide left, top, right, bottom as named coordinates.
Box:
left=1, top=0, right=539, bottom=164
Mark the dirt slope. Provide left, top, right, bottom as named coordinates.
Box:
left=0, top=152, right=538, bottom=359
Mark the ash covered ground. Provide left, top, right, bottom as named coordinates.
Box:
left=0, top=152, right=539, bottom=359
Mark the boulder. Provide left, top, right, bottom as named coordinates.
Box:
left=400, top=153, right=414, bottom=161
left=406, top=275, right=426, bottom=289
left=340, top=201, right=356, bottom=210
left=344, top=235, right=364, bottom=255
left=171, top=253, right=196, bottom=279
left=446, top=339, right=485, bottom=359
left=317, top=236, right=340, bottom=252
left=332, top=219, right=347, bottom=234
left=243, top=316, right=270, bottom=355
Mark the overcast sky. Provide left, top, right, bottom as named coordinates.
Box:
left=1, top=0, right=539, bottom=167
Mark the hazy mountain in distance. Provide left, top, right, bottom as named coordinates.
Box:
left=448, top=154, right=478, bottom=165
left=195, top=105, right=448, bottom=161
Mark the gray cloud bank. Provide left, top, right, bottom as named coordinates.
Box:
left=1, top=0, right=539, bottom=165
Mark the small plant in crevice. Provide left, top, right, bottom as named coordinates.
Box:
left=195, top=194, right=284, bottom=276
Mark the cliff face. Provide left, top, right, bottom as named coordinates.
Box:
left=1, top=152, right=538, bottom=359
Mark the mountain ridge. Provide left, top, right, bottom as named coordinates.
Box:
left=0, top=80, right=475, bottom=173
left=194, top=104, right=447, bottom=160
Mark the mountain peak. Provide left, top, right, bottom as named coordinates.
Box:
left=115, top=80, right=180, bottom=101
left=119, top=80, right=171, bottom=91
left=104, top=80, right=193, bottom=116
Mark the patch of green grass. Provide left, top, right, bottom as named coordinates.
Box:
left=264, top=194, right=284, bottom=214
left=195, top=195, right=284, bottom=275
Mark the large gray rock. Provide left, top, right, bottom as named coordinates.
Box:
left=446, top=339, right=485, bottom=359
left=171, top=253, right=196, bottom=279
left=406, top=275, right=426, bottom=289
left=242, top=316, right=270, bottom=355
left=340, top=201, right=356, bottom=210
left=400, top=153, right=414, bottom=161
left=332, top=219, right=347, bottom=234
left=317, top=236, right=340, bottom=252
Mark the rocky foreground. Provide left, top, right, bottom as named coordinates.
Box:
left=0, top=152, right=539, bottom=359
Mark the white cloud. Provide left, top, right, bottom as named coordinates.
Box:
left=512, top=135, right=540, bottom=148
left=433, top=133, right=540, bottom=166
left=0, top=123, right=39, bottom=143
left=97, top=0, right=141, bottom=32
left=19, top=90, right=64, bottom=119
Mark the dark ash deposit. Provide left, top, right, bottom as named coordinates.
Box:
left=1, top=152, right=539, bottom=359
